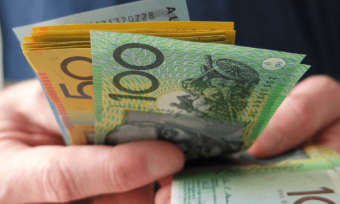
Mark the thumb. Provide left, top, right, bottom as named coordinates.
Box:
left=91, top=184, right=154, bottom=204
left=0, top=140, right=184, bottom=203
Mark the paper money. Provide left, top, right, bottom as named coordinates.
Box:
left=229, top=148, right=308, bottom=165
left=17, top=0, right=188, bottom=144
left=171, top=158, right=340, bottom=204
left=23, top=32, right=235, bottom=44
left=91, top=31, right=309, bottom=159
left=31, top=29, right=230, bottom=37
left=13, top=0, right=190, bottom=43
left=23, top=22, right=236, bottom=145
left=304, top=144, right=340, bottom=159
left=25, top=48, right=93, bottom=145
left=328, top=158, right=340, bottom=179
left=29, top=21, right=233, bottom=37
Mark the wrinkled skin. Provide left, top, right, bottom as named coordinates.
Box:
left=0, top=80, right=185, bottom=204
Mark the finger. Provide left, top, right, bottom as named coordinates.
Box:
left=0, top=140, right=184, bottom=203
left=158, top=175, right=173, bottom=186
left=155, top=184, right=172, bottom=204
left=0, top=131, right=65, bottom=146
left=59, top=196, right=98, bottom=204
left=0, top=80, right=63, bottom=146
left=0, top=79, right=60, bottom=136
left=247, top=75, right=340, bottom=158
left=319, top=117, right=340, bottom=152
left=91, top=184, right=154, bottom=204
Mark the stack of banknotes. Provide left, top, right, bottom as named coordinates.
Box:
left=17, top=0, right=340, bottom=203
left=22, top=21, right=237, bottom=148
left=22, top=22, right=309, bottom=160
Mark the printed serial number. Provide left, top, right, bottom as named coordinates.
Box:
left=95, top=12, right=155, bottom=23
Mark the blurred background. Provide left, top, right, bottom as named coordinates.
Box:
left=0, top=0, right=339, bottom=88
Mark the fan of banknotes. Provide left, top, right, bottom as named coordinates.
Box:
left=17, top=0, right=340, bottom=203
left=22, top=21, right=237, bottom=147
left=22, top=21, right=309, bottom=160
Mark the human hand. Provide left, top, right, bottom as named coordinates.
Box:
left=247, top=75, right=340, bottom=157
left=0, top=80, right=185, bottom=204
left=154, top=75, right=340, bottom=204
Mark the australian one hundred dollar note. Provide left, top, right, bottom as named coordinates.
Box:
left=91, top=31, right=310, bottom=160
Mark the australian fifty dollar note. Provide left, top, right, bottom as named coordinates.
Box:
left=91, top=31, right=310, bottom=160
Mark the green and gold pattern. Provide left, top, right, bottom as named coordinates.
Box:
left=91, top=31, right=309, bottom=152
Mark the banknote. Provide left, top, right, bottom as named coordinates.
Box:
left=91, top=31, right=310, bottom=159
left=328, top=158, right=340, bottom=178
left=22, top=30, right=235, bottom=50
left=24, top=48, right=94, bottom=145
left=39, top=80, right=72, bottom=145
left=24, top=33, right=234, bottom=44
left=31, top=29, right=230, bottom=37
left=304, top=144, right=340, bottom=159
left=171, top=158, right=340, bottom=204
left=229, top=148, right=308, bottom=165
left=13, top=0, right=190, bottom=43
left=23, top=22, right=235, bottom=145
left=31, top=21, right=234, bottom=34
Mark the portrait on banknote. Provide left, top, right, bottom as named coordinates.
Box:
left=105, top=112, right=244, bottom=160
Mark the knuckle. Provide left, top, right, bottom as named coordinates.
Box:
left=105, top=161, right=134, bottom=192
left=103, top=148, right=143, bottom=192
left=303, top=75, right=340, bottom=112
left=319, top=75, right=340, bottom=89
left=307, top=75, right=340, bottom=94
left=285, top=93, right=315, bottom=130
left=308, top=75, right=336, bottom=83
left=40, top=155, right=75, bottom=203
left=324, top=78, right=340, bottom=102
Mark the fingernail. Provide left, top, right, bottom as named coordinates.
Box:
left=147, top=149, right=184, bottom=179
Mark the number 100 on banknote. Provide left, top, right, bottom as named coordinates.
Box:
left=92, top=31, right=309, bottom=160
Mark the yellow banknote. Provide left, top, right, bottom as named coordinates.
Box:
left=31, top=29, right=230, bottom=37
left=22, top=42, right=90, bottom=51
left=24, top=48, right=93, bottom=144
left=26, top=31, right=235, bottom=44
left=22, top=41, right=90, bottom=48
left=23, top=35, right=90, bottom=43
left=32, top=21, right=234, bottom=32
left=26, top=45, right=90, bottom=51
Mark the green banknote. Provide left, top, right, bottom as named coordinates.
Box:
left=91, top=31, right=310, bottom=160
left=229, top=148, right=308, bottom=165
left=171, top=158, right=340, bottom=204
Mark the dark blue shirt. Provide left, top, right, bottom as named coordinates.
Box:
left=1, top=0, right=339, bottom=81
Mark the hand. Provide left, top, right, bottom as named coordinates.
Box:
left=0, top=80, right=185, bottom=204
left=154, top=75, right=340, bottom=204
left=247, top=75, right=340, bottom=157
